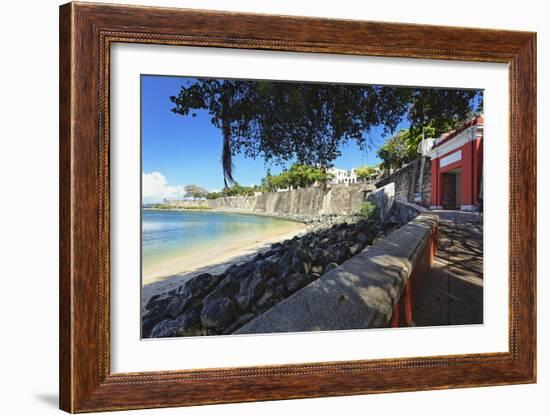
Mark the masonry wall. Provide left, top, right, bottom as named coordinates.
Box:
left=165, top=183, right=375, bottom=216
left=376, top=157, right=431, bottom=206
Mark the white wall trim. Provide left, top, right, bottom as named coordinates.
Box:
left=440, top=150, right=462, bottom=167
left=427, top=125, right=482, bottom=160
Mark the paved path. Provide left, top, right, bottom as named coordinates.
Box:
left=414, top=210, right=484, bottom=326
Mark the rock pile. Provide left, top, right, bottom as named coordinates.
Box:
left=143, top=217, right=400, bottom=338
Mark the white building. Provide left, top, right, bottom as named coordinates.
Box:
left=328, top=167, right=358, bottom=185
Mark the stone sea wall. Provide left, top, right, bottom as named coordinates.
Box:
left=165, top=183, right=375, bottom=217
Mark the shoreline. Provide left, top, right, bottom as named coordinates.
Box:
left=142, top=206, right=310, bottom=224
left=141, top=248, right=264, bottom=312
left=141, top=212, right=390, bottom=337
left=141, top=222, right=309, bottom=306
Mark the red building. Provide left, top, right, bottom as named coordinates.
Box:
left=427, top=116, right=483, bottom=211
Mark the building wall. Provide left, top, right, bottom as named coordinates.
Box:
left=328, top=167, right=358, bottom=185
left=429, top=137, right=483, bottom=210
left=427, top=117, right=483, bottom=210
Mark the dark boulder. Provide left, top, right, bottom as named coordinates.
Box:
left=148, top=303, right=204, bottom=338
left=235, top=260, right=278, bottom=311
left=319, top=237, right=331, bottom=248
left=279, top=265, right=294, bottom=281
left=144, top=293, right=172, bottom=312
left=178, top=272, right=222, bottom=299
left=222, top=264, right=238, bottom=277
left=200, top=297, right=238, bottom=332
left=170, top=273, right=224, bottom=317
left=226, top=261, right=256, bottom=283
left=254, top=280, right=287, bottom=312
left=291, top=255, right=310, bottom=274
left=166, top=295, right=186, bottom=318
left=262, top=248, right=280, bottom=258
left=270, top=242, right=284, bottom=251
left=174, top=304, right=203, bottom=336
left=279, top=248, right=294, bottom=268
left=325, top=243, right=348, bottom=264
left=149, top=318, right=180, bottom=338
left=203, top=269, right=244, bottom=304
left=355, top=232, right=369, bottom=245
left=311, top=248, right=328, bottom=268
left=142, top=306, right=168, bottom=338
left=286, top=273, right=316, bottom=293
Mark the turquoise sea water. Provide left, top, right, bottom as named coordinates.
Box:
left=141, top=209, right=298, bottom=270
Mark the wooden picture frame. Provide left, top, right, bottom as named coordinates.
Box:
left=59, top=2, right=536, bottom=412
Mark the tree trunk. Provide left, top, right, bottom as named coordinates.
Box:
left=221, top=90, right=234, bottom=187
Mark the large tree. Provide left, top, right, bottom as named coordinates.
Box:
left=260, top=164, right=333, bottom=190
left=355, top=165, right=379, bottom=181
left=377, top=125, right=438, bottom=171
left=171, top=79, right=479, bottom=186
left=184, top=185, right=208, bottom=200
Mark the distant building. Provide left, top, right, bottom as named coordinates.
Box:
left=328, top=167, right=358, bottom=185
left=426, top=115, right=484, bottom=211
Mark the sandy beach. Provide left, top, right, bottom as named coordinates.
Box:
left=141, top=222, right=308, bottom=296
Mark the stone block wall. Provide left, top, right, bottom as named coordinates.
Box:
left=365, top=183, right=395, bottom=221
left=165, top=183, right=376, bottom=217
left=376, top=157, right=431, bottom=206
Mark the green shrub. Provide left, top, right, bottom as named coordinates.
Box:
left=358, top=201, right=378, bottom=219
left=180, top=206, right=212, bottom=210
left=149, top=204, right=173, bottom=209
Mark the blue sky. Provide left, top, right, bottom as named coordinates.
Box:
left=141, top=75, right=407, bottom=201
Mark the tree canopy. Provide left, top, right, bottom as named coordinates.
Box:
left=171, top=79, right=480, bottom=186
left=206, top=184, right=257, bottom=199
left=355, top=165, right=379, bottom=181
left=184, top=185, right=208, bottom=200
left=260, top=164, right=333, bottom=191
left=377, top=125, right=437, bottom=171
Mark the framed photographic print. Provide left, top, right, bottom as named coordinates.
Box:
left=59, top=2, right=536, bottom=412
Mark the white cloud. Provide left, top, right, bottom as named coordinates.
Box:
left=142, top=172, right=186, bottom=204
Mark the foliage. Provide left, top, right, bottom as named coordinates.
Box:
left=171, top=79, right=480, bottom=186
left=184, top=185, right=208, bottom=200
left=259, top=170, right=277, bottom=193
left=357, top=201, right=378, bottom=219
left=355, top=165, right=378, bottom=180
left=205, top=191, right=223, bottom=200
left=146, top=204, right=211, bottom=210
left=148, top=204, right=174, bottom=209
left=222, top=184, right=256, bottom=197
left=406, top=89, right=479, bottom=137
left=207, top=185, right=257, bottom=199
left=179, top=205, right=211, bottom=210
left=377, top=125, right=437, bottom=171
left=260, top=164, right=333, bottom=190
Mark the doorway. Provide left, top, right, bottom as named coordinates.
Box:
left=442, top=170, right=461, bottom=209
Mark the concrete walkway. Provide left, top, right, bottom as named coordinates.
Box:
left=414, top=210, right=484, bottom=326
